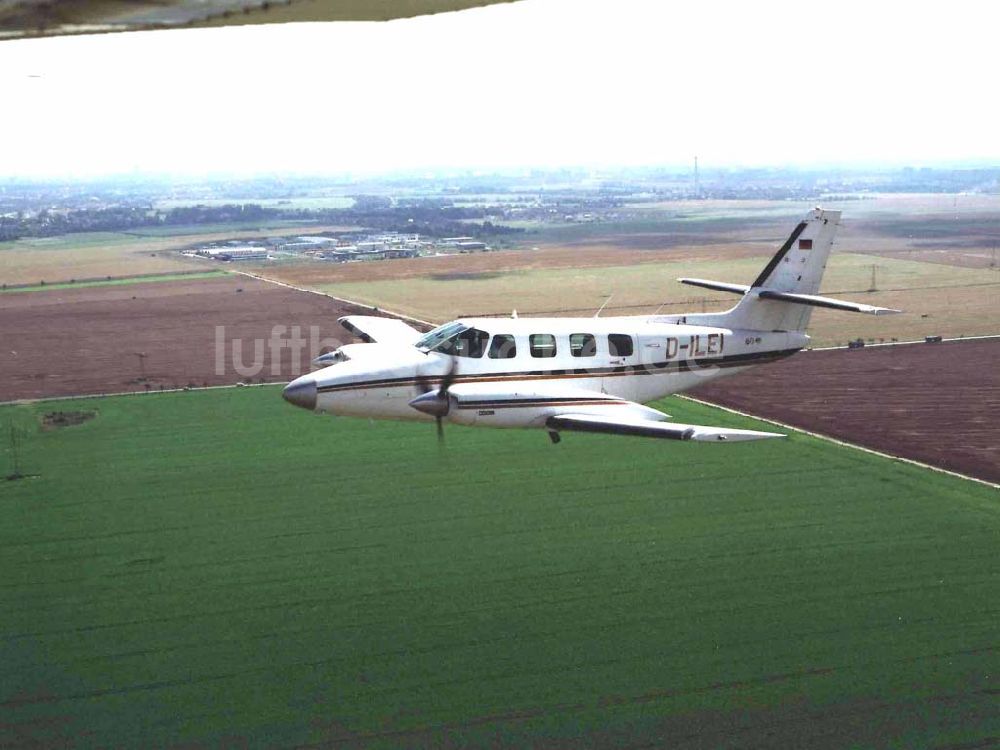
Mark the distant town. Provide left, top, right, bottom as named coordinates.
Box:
left=187, top=231, right=489, bottom=263
left=2, top=164, right=999, bottom=250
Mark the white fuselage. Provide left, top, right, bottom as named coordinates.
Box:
left=308, top=315, right=808, bottom=429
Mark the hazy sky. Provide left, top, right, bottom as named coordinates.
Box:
left=1, top=0, right=998, bottom=178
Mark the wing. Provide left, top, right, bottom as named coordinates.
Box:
left=546, top=413, right=784, bottom=443
left=1, top=1, right=514, bottom=39
left=339, top=316, right=422, bottom=346
left=444, top=382, right=783, bottom=443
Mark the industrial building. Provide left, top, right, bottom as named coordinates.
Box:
left=275, top=236, right=337, bottom=253
left=195, top=246, right=269, bottom=262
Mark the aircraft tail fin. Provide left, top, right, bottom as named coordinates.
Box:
left=677, top=208, right=898, bottom=332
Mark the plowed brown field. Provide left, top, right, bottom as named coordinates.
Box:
left=690, top=338, right=1000, bottom=484
left=1, top=275, right=368, bottom=401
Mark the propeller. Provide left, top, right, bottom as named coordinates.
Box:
left=409, top=356, right=458, bottom=443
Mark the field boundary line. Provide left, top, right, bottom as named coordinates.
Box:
left=230, top=270, right=437, bottom=328
left=809, top=334, right=1000, bottom=352
left=0, top=382, right=283, bottom=408
left=0, top=268, right=226, bottom=292
left=679, top=395, right=999, bottom=490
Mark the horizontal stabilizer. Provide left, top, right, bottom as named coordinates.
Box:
left=757, top=290, right=901, bottom=315
left=677, top=278, right=901, bottom=316
left=678, top=278, right=750, bottom=295
left=546, top=414, right=784, bottom=443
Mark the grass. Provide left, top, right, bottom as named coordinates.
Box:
left=0, top=224, right=357, bottom=286
left=0, top=232, right=142, bottom=252
left=524, top=213, right=793, bottom=245
left=121, top=220, right=350, bottom=237
left=0, top=233, right=204, bottom=285
left=1, top=387, right=996, bottom=747
left=1, top=270, right=228, bottom=293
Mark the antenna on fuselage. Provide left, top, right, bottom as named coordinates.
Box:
left=594, top=295, right=613, bottom=318
left=511, top=309, right=518, bottom=319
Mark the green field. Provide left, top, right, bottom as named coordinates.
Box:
left=120, top=220, right=347, bottom=237
left=153, top=197, right=356, bottom=212
left=1, top=270, right=228, bottom=293
left=0, top=232, right=145, bottom=252
left=1, top=388, right=997, bottom=747
left=0, top=224, right=355, bottom=286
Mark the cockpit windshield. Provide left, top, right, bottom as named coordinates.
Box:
left=415, top=322, right=467, bottom=352
left=414, top=322, right=490, bottom=358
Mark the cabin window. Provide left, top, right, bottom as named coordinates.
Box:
left=529, top=334, right=557, bottom=358
left=454, top=328, right=489, bottom=358
left=488, top=334, right=517, bottom=359
left=608, top=334, right=634, bottom=358
left=570, top=333, right=596, bottom=357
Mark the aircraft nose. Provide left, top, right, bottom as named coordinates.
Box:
left=282, top=375, right=317, bottom=411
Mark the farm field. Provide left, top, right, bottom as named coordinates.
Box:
left=308, top=253, right=999, bottom=347
left=1, top=388, right=997, bottom=747
left=691, top=338, right=1000, bottom=485
left=436, top=193, right=1000, bottom=270
left=153, top=197, right=356, bottom=211
left=625, top=193, right=1000, bottom=221
left=0, top=232, right=204, bottom=284
left=0, top=223, right=356, bottom=286
left=1, top=270, right=227, bottom=293
left=0, top=275, right=365, bottom=401
left=250, top=194, right=1000, bottom=347
left=121, top=221, right=362, bottom=238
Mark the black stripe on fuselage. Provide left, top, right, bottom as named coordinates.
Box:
left=456, top=397, right=625, bottom=410
left=751, top=222, right=808, bottom=288
left=315, top=347, right=801, bottom=394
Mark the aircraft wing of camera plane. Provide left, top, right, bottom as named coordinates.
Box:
left=283, top=208, right=899, bottom=444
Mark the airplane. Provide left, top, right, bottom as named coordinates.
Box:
left=282, top=208, right=899, bottom=444
left=0, top=0, right=514, bottom=40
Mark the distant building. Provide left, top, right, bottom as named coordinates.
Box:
left=370, top=232, right=419, bottom=245
left=440, top=236, right=476, bottom=247
left=384, top=247, right=419, bottom=259
left=276, top=236, right=336, bottom=253
left=198, top=246, right=268, bottom=261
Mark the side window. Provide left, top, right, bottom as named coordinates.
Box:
left=608, top=334, right=634, bottom=358
left=450, top=328, right=489, bottom=358
left=529, top=334, right=557, bottom=358
left=570, top=333, right=596, bottom=357
left=488, top=334, right=517, bottom=359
